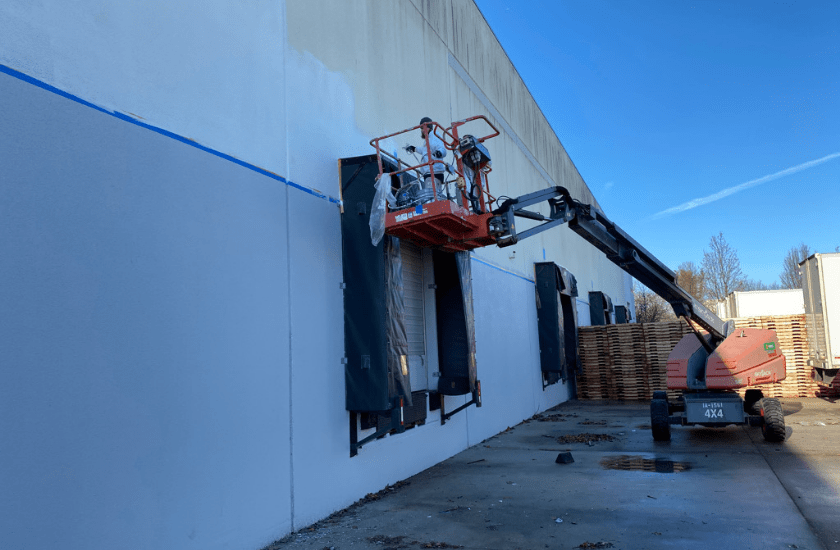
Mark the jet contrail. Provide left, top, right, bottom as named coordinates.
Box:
left=651, top=152, right=840, bottom=219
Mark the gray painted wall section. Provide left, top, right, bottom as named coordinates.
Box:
left=0, top=71, right=293, bottom=550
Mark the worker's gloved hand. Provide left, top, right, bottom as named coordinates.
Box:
left=404, top=145, right=416, bottom=153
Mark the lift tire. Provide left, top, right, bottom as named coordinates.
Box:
left=760, top=398, right=786, bottom=442
left=652, top=391, right=667, bottom=401
left=651, top=399, right=671, bottom=441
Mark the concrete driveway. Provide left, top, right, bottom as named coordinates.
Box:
left=269, top=398, right=840, bottom=550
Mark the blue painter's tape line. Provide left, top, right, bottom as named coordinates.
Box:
left=0, top=63, right=341, bottom=205
left=472, top=257, right=535, bottom=284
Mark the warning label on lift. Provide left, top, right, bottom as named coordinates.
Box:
left=395, top=205, right=428, bottom=223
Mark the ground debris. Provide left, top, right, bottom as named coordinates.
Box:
left=362, top=480, right=412, bottom=503
left=578, top=543, right=614, bottom=549
left=420, top=543, right=464, bottom=549
left=439, top=506, right=468, bottom=513
left=368, top=534, right=407, bottom=546
left=532, top=412, right=578, bottom=422
left=578, top=419, right=607, bottom=426
left=556, top=433, right=616, bottom=444
left=262, top=480, right=413, bottom=546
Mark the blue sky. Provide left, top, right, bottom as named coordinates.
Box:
left=474, top=0, right=839, bottom=286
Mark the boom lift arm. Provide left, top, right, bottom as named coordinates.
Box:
left=489, top=186, right=734, bottom=347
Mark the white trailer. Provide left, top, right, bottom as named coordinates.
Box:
left=715, top=289, right=804, bottom=319
left=801, top=252, right=840, bottom=385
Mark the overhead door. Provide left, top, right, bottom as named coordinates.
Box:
left=401, top=240, right=428, bottom=390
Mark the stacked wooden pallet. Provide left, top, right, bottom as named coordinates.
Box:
left=731, top=315, right=838, bottom=399
left=577, top=326, right=610, bottom=400
left=577, top=320, right=691, bottom=401
left=576, top=314, right=839, bottom=400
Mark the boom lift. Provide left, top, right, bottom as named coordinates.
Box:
left=370, top=118, right=788, bottom=442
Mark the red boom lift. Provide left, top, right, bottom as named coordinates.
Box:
left=370, top=118, right=787, bottom=442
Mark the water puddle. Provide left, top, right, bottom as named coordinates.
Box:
left=600, top=455, right=691, bottom=473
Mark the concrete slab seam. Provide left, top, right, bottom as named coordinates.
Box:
left=281, top=3, right=296, bottom=532
left=0, top=63, right=340, bottom=206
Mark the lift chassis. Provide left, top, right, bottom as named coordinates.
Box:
left=370, top=119, right=787, bottom=443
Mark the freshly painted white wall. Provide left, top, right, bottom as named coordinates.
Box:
left=0, top=72, right=293, bottom=550
left=0, top=0, right=288, bottom=177
left=0, top=0, right=635, bottom=548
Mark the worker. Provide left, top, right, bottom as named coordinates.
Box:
left=405, top=117, right=449, bottom=198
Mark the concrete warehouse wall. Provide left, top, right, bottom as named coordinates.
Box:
left=0, top=1, right=634, bottom=549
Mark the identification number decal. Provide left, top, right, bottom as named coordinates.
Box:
left=394, top=207, right=429, bottom=223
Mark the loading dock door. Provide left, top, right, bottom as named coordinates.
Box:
left=401, top=240, right=429, bottom=391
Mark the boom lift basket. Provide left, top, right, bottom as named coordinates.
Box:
left=370, top=116, right=500, bottom=252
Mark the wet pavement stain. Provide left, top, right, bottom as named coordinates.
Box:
left=601, top=455, right=692, bottom=473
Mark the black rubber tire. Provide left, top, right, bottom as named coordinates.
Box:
left=760, top=398, right=786, bottom=442
left=652, top=391, right=668, bottom=401
left=651, top=399, right=671, bottom=441
left=744, top=389, right=763, bottom=414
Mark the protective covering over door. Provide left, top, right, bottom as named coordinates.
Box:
left=433, top=250, right=478, bottom=396
left=340, top=155, right=413, bottom=412
left=589, top=291, right=613, bottom=325
left=535, top=262, right=580, bottom=388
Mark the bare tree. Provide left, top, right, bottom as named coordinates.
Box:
left=675, top=261, right=706, bottom=302
left=633, top=280, right=675, bottom=323
left=701, top=232, right=745, bottom=301
left=742, top=278, right=782, bottom=291
left=780, top=243, right=811, bottom=289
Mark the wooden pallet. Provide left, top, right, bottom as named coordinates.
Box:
left=576, top=314, right=838, bottom=400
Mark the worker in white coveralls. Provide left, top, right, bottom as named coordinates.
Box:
left=405, top=117, right=450, bottom=199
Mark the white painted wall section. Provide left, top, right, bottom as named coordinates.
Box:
left=0, top=72, right=293, bottom=550
left=0, top=0, right=288, bottom=179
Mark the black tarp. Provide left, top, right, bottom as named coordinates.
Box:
left=433, top=250, right=477, bottom=396
left=535, top=262, right=580, bottom=387
left=340, top=155, right=412, bottom=411
left=589, top=291, right=613, bottom=325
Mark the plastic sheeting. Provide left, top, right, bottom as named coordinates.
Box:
left=455, top=251, right=478, bottom=391
left=384, top=235, right=413, bottom=406
left=370, top=173, right=396, bottom=246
